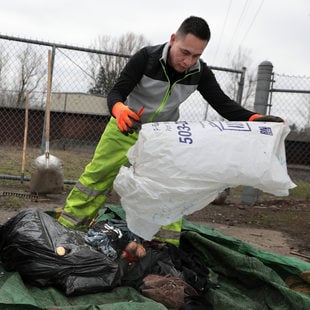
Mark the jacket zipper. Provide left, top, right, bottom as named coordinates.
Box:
left=148, top=61, right=199, bottom=122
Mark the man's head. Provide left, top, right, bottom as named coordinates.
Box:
left=168, top=16, right=210, bottom=73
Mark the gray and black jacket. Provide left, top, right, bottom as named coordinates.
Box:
left=107, top=42, right=256, bottom=123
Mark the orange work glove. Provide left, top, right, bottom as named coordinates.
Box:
left=112, top=102, right=143, bottom=135
left=249, top=113, right=284, bottom=122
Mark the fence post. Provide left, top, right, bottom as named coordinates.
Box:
left=236, top=67, right=246, bottom=105
left=253, top=61, right=273, bottom=114
left=241, top=61, right=273, bottom=204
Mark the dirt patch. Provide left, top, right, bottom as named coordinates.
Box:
left=1, top=182, right=310, bottom=263
left=0, top=189, right=67, bottom=223
left=185, top=196, right=310, bottom=262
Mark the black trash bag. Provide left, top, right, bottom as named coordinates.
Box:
left=0, top=208, right=121, bottom=296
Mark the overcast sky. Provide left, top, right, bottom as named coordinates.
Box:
left=1, top=0, right=309, bottom=76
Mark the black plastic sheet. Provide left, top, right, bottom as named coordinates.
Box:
left=0, top=208, right=121, bottom=296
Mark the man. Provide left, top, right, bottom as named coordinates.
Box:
left=58, top=16, right=283, bottom=245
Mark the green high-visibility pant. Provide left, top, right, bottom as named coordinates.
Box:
left=58, top=117, right=182, bottom=246
left=58, top=117, right=138, bottom=230
left=154, top=219, right=183, bottom=247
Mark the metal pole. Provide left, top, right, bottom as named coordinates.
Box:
left=241, top=61, right=273, bottom=204
left=236, top=67, right=246, bottom=105
left=0, top=174, right=76, bottom=184
left=253, top=61, right=273, bottom=114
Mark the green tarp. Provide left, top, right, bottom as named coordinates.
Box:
left=181, top=220, right=310, bottom=309
left=1, top=215, right=310, bottom=309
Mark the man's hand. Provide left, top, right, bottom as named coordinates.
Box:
left=249, top=113, right=284, bottom=123
left=254, top=115, right=284, bottom=122
left=112, top=102, right=142, bottom=135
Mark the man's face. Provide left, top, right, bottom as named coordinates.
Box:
left=168, top=33, right=208, bottom=73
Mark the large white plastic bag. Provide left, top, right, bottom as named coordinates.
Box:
left=114, top=121, right=296, bottom=240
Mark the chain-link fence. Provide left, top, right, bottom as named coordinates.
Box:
left=0, top=34, right=309, bottom=200
left=269, top=73, right=310, bottom=190
left=0, top=34, right=245, bottom=179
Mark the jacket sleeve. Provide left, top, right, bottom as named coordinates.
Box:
left=198, top=64, right=256, bottom=121
left=107, top=48, right=147, bottom=114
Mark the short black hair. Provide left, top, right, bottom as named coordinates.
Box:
left=176, top=16, right=211, bottom=41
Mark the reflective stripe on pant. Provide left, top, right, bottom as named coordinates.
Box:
left=154, top=218, right=183, bottom=247
left=58, top=117, right=138, bottom=230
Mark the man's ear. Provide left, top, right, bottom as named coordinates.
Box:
left=170, top=33, right=176, bottom=46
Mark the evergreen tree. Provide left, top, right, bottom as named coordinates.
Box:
left=89, top=66, right=106, bottom=95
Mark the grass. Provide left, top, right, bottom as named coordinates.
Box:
left=289, top=182, right=310, bottom=199
left=223, top=183, right=310, bottom=202
left=0, top=144, right=309, bottom=201
left=0, top=195, right=25, bottom=210
left=0, top=145, right=93, bottom=181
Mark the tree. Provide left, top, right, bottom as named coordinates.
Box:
left=0, top=48, right=8, bottom=88
left=88, top=63, right=118, bottom=96
left=227, top=47, right=256, bottom=109
left=14, top=45, right=45, bottom=107
left=89, top=66, right=106, bottom=95
left=88, top=32, right=150, bottom=95
left=0, top=46, right=9, bottom=106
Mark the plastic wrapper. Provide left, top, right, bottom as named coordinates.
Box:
left=0, top=208, right=121, bottom=296
left=114, top=121, right=296, bottom=240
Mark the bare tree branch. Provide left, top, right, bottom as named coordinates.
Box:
left=88, top=33, right=150, bottom=95
left=227, top=47, right=256, bottom=109
left=15, top=45, right=45, bottom=107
